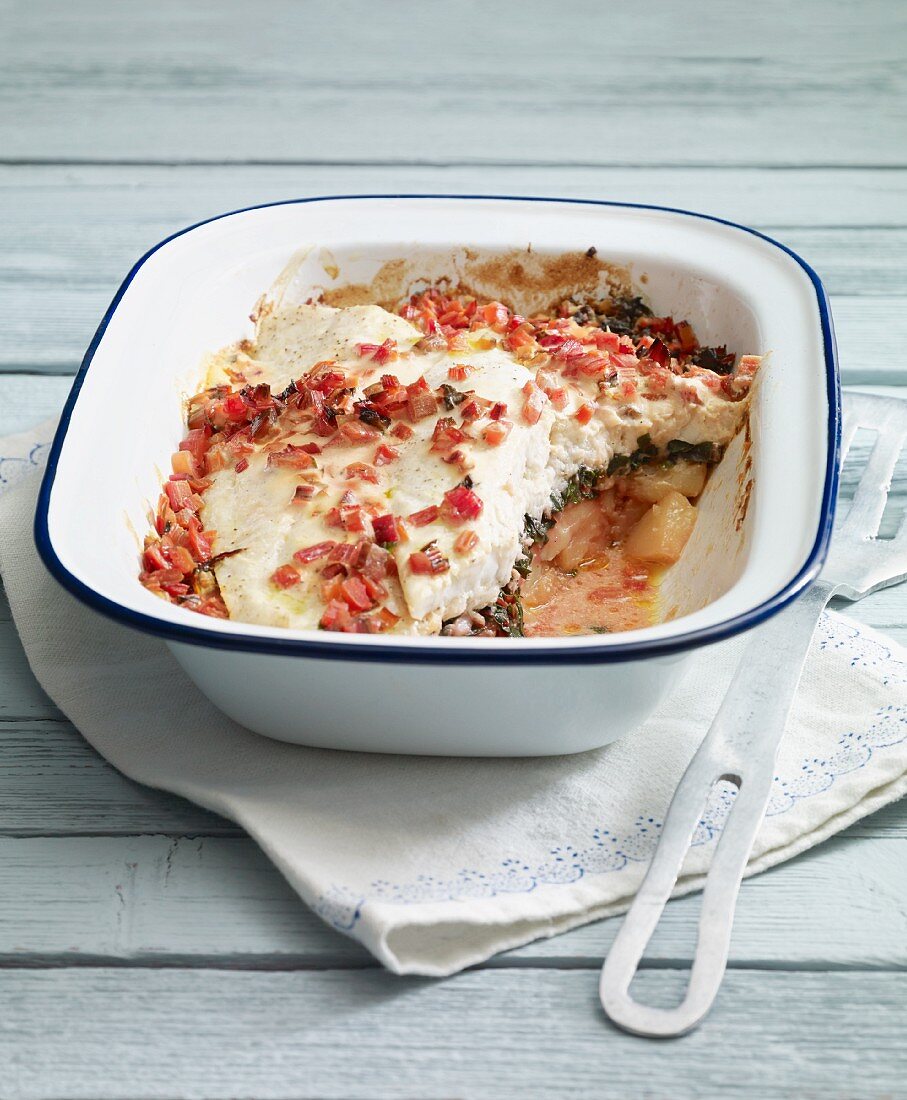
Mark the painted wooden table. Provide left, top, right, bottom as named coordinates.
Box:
left=1, top=2, right=905, bottom=1096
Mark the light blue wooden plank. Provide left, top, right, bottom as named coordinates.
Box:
left=1, top=710, right=901, bottom=838
left=2, top=967, right=905, bottom=1099
left=3, top=0, right=904, bottom=166
left=0, top=832, right=903, bottom=968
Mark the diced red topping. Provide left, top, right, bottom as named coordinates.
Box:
left=482, top=420, right=512, bottom=447
left=641, top=338, right=670, bottom=368
left=489, top=402, right=507, bottom=421
left=343, top=462, right=379, bottom=484
left=409, top=543, right=450, bottom=575
left=339, top=421, right=381, bottom=446
left=372, top=514, right=401, bottom=544
left=374, top=443, right=399, bottom=466
left=271, top=564, right=301, bottom=589
left=442, top=485, right=483, bottom=523
left=164, top=479, right=201, bottom=512
left=171, top=450, right=198, bottom=478
left=320, top=598, right=352, bottom=631
left=294, top=541, right=337, bottom=565
left=267, top=445, right=318, bottom=470
left=235, top=457, right=249, bottom=473
left=391, top=422, right=414, bottom=441
left=340, top=575, right=374, bottom=612
left=356, top=338, right=397, bottom=365
left=574, top=403, right=594, bottom=425
left=407, top=392, right=438, bottom=422
left=521, top=383, right=548, bottom=426
left=408, top=505, right=440, bottom=527
left=454, top=529, right=479, bottom=555
left=448, top=364, right=474, bottom=382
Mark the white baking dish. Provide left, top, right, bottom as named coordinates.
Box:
left=35, top=197, right=839, bottom=755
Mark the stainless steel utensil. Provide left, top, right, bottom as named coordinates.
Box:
left=600, top=391, right=907, bottom=1038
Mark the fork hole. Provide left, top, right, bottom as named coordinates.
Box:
left=626, top=773, right=742, bottom=1010
left=839, top=428, right=878, bottom=508
left=879, top=436, right=907, bottom=539
left=839, top=426, right=907, bottom=539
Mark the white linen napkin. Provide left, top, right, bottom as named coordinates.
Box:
left=2, top=418, right=906, bottom=976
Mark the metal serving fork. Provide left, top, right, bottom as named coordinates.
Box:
left=600, top=391, right=907, bottom=1037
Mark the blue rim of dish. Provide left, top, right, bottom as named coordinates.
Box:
left=34, top=195, right=841, bottom=666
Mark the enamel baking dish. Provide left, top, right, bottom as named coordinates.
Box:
left=35, top=197, right=840, bottom=756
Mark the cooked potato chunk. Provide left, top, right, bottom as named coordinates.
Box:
left=624, top=461, right=708, bottom=504
left=625, top=490, right=697, bottom=564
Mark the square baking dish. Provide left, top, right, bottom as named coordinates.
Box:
left=35, top=196, right=839, bottom=755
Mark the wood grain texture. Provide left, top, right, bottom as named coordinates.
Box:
left=0, top=162, right=903, bottom=376
left=3, top=0, right=905, bottom=167
left=2, top=181, right=906, bottom=372
left=3, top=967, right=905, bottom=1099
left=0, top=832, right=904, bottom=968
left=1, top=711, right=903, bottom=839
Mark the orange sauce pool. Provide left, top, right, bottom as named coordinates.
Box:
left=522, top=551, right=660, bottom=637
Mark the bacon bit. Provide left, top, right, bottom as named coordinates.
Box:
left=343, top=462, right=379, bottom=484
left=360, top=573, right=388, bottom=602
left=171, top=450, right=198, bottom=477
left=372, top=514, right=400, bottom=544
left=164, top=479, right=201, bottom=512
left=454, top=529, right=479, bottom=555
left=431, top=417, right=469, bottom=451
left=234, top=457, right=249, bottom=473
left=271, top=564, right=301, bottom=589
left=391, top=422, right=414, bottom=441
left=482, top=301, right=510, bottom=330
left=482, top=420, right=512, bottom=446
left=443, top=485, right=483, bottom=523
left=371, top=607, right=401, bottom=632
left=407, top=392, right=438, bottom=422
left=340, top=504, right=368, bottom=533
left=374, top=443, right=399, bottom=466
left=448, top=364, right=473, bottom=382
left=356, top=338, right=397, bottom=365
left=320, top=598, right=352, bottom=631
left=338, top=421, right=380, bottom=446
left=640, top=338, right=670, bottom=369
left=180, top=427, right=212, bottom=464
left=340, top=575, right=374, bottom=612
left=547, top=387, right=568, bottom=411
left=521, top=382, right=548, bottom=426
left=459, top=395, right=493, bottom=422
left=324, top=507, right=343, bottom=528
left=186, top=518, right=213, bottom=562
left=143, top=543, right=169, bottom=572
left=329, top=542, right=360, bottom=566
left=409, top=542, right=450, bottom=575
left=489, top=401, right=507, bottom=421
left=621, top=380, right=637, bottom=398
left=169, top=545, right=196, bottom=575
left=267, top=445, right=318, bottom=470
left=294, top=541, right=337, bottom=565
left=358, top=542, right=391, bottom=581
left=292, top=484, right=318, bottom=505
left=409, top=505, right=440, bottom=527
left=574, top=403, right=594, bottom=425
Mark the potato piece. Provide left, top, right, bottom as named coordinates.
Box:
left=625, top=461, right=708, bottom=504
left=624, top=490, right=697, bottom=564
left=540, top=499, right=609, bottom=570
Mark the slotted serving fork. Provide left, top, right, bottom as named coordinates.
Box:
left=600, top=391, right=907, bottom=1037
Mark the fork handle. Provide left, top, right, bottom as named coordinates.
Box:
left=599, top=581, right=832, bottom=1037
